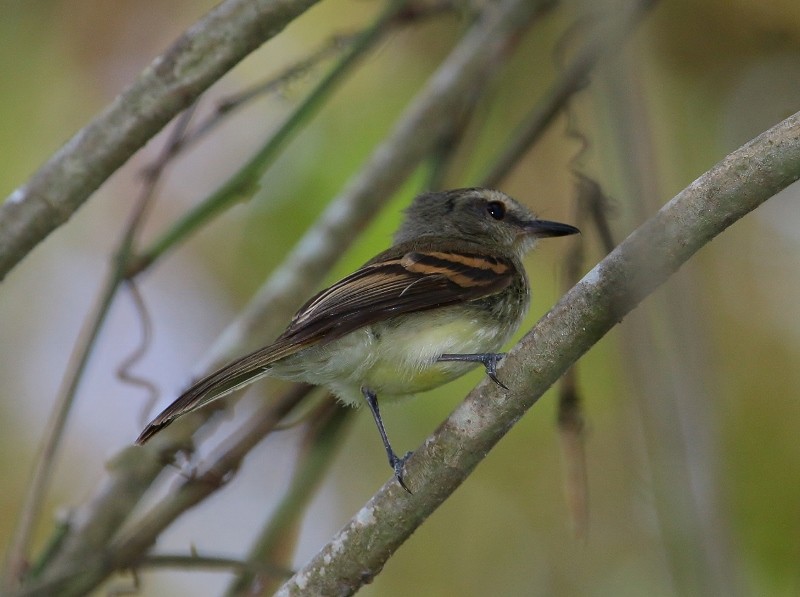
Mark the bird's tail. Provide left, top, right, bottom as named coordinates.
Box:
left=136, top=338, right=301, bottom=444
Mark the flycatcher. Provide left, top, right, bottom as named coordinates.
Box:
left=136, top=188, right=579, bottom=489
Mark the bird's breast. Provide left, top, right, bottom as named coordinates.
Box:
left=358, top=306, right=515, bottom=396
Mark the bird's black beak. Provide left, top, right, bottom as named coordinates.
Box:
left=525, top=219, right=580, bottom=238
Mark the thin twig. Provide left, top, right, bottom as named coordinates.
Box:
left=554, top=104, right=618, bottom=536
left=138, top=553, right=293, bottom=578
left=480, top=0, right=659, bottom=189
left=183, top=34, right=356, bottom=148
left=117, top=280, right=160, bottom=427
left=185, top=0, right=458, bottom=150
left=557, top=174, right=590, bottom=539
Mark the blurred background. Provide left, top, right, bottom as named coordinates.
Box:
left=1, top=0, right=799, bottom=595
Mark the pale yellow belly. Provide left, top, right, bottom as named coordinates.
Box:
left=361, top=315, right=504, bottom=394
left=271, top=307, right=515, bottom=406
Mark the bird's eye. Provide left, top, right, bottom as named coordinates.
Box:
left=486, top=201, right=506, bottom=220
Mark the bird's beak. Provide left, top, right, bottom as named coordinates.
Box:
left=524, top=219, right=581, bottom=238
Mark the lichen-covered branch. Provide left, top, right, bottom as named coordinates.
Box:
left=275, top=111, right=800, bottom=596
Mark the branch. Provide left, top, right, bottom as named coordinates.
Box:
left=275, top=112, right=800, bottom=596
left=0, top=0, right=321, bottom=282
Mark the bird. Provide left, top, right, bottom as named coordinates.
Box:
left=136, top=188, right=579, bottom=490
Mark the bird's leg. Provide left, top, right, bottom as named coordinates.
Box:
left=437, top=353, right=508, bottom=389
left=362, top=387, right=412, bottom=493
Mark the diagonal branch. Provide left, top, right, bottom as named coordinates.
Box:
left=275, top=111, right=800, bottom=596
left=0, top=0, right=322, bottom=282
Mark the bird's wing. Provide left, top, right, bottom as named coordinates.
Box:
left=281, top=249, right=516, bottom=344
left=136, top=249, right=515, bottom=444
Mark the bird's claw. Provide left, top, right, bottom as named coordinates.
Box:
left=390, top=451, right=413, bottom=494
left=483, top=353, right=508, bottom=389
